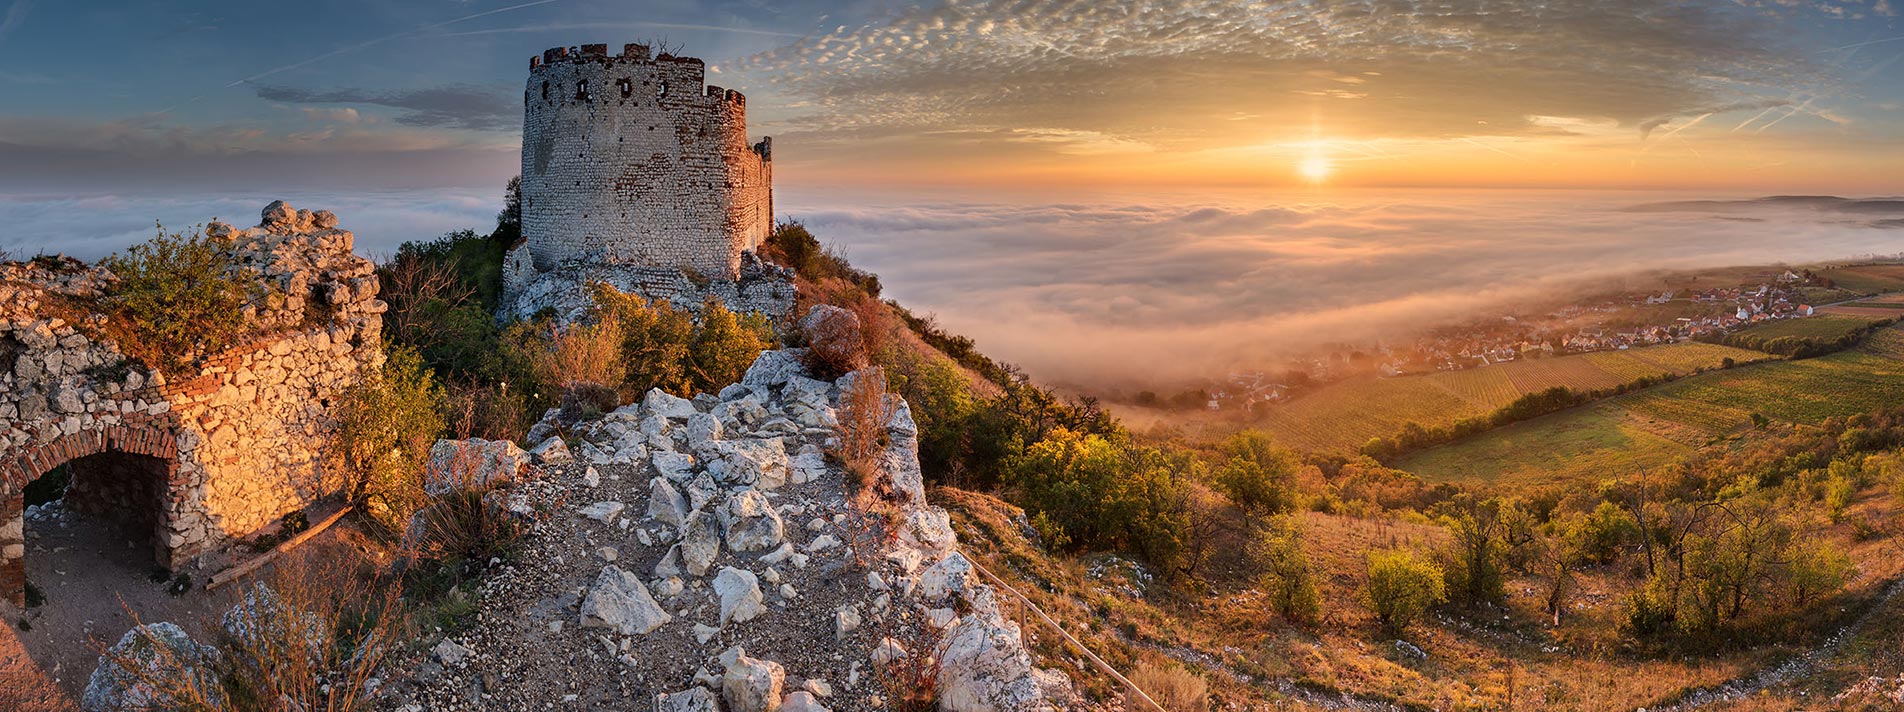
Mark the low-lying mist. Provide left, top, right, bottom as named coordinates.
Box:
left=786, top=189, right=1904, bottom=390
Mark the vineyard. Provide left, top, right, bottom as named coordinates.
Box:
left=1250, top=341, right=1767, bottom=452
left=1819, top=263, right=1904, bottom=294
left=1400, top=326, right=1904, bottom=487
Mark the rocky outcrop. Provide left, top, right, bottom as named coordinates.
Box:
left=83, top=623, right=227, bottom=712
left=372, top=349, right=1074, bottom=711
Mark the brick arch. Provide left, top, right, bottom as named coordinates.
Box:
left=0, top=423, right=181, bottom=607
left=0, top=423, right=179, bottom=491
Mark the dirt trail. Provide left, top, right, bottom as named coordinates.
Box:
left=0, top=502, right=237, bottom=708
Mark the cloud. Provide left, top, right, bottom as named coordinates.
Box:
left=782, top=189, right=1904, bottom=388
left=257, top=85, right=517, bottom=131
left=0, top=191, right=501, bottom=262
left=735, top=0, right=1831, bottom=151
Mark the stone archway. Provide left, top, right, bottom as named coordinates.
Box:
left=0, top=425, right=181, bottom=607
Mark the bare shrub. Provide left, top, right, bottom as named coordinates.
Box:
left=834, top=369, right=893, bottom=494
left=98, top=532, right=408, bottom=712
left=871, top=609, right=950, bottom=712
left=401, top=441, right=534, bottom=598
left=525, top=318, right=626, bottom=396
left=444, top=380, right=530, bottom=443
left=1129, top=661, right=1209, bottom=712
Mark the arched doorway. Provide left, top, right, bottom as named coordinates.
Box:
left=1, top=425, right=180, bottom=608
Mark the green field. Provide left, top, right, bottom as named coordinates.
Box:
left=1730, top=314, right=1888, bottom=341
left=1252, top=342, right=1769, bottom=453
left=1398, top=327, right=1904, bottom=487
left=1820, top=264, right=1904, bottom=294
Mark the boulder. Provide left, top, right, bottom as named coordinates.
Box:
left=261, top=199, right=296, bottom=226
left=918, top=552, right=975, bottom=602
left=648, top=477, right=689, bottom=528
left=645, top=388, right=700, bottom=420
left=654, top=451, right=697, bottom=482
left=713, top=567, right=766, bottom=625
left=781, top=691, right=833, bottom=712
left=424, top=438, right=528, bottom=495
left=219, top=585, right=326, bottom=659
left=432, top=638, right=476, bottom=666
left=717, top=489, right=786, bottom=553
left=529, top=436, right=574, bottom=465
left=936, top=590, right=1065, bottom=712
left=579, top=501, right=626, bottom=523
left=685, top=412, right=724, bottom=446
left=800, top=304, right=866, bottom=374
left=713, top=396, right=769, bottom=431
left=657, top=686, right=722, bottom=712
left=579, top=565, right=673, bottom=635
left=681, top=510, right=723, bottom=576
left=707, top=438, right=789, bottom=489
left=720, top=646, right=786, bottom=712
left=83, top=623, right=226, bottom=712
left=741, top=349, right=807, bottom=389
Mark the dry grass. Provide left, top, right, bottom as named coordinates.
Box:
left=97, top=530, right=408, bottom=711
left=835, top=368, right=893, bottom=495
left=526, top=318, right=626, bottom=396
left=1129, top=661, right=1209, bottom=712
left=871, top=608, right=951, bottom=712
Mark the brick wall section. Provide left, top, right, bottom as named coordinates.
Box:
left=502, top=44, right=781, bottom=321
left=0, top=201, right=385, bottom=607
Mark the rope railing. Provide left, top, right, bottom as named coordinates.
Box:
left=967, top=558, right=1167, bottom=712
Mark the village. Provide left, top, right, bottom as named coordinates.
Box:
left=1193, top=268, right=1838, bottom=412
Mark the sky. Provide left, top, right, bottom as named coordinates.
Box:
left=2, top=0, right=1902, bottom=386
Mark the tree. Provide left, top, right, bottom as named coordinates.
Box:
left=332, top=347, right=448, bottom=532
left=1250, top=515, right=1321, bottom=624
left=1214, top=431, right=1300, bottom=514
left=1363, top=548, right=1447, bottom=634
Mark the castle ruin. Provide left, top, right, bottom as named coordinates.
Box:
left=0, top=202, right=384, bottom=606
left=500, top=43, right=794, bottom=322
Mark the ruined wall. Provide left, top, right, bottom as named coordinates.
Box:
left=0, top=201, right=384, bottom=604
left=515, top=43, right=774, bottom=283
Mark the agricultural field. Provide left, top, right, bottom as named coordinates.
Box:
left=1244, top=341, right=1767, bottom=453
left=1729, top=313, right=1888, bottom=341
left=1821, top=292, right=1904, bottom=316
left=1816, top=262, right=1904, bottom=294
left=1399, top=326, right=1904, bottom=487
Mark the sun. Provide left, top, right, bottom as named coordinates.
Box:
left=1299, top=153, right=1333, bottom=183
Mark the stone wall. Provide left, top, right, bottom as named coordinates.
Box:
left=514, top=43, right=773, bottom=281
left=0, top=201, right=385, bottom=605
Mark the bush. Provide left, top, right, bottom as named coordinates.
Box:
left=1128, top=661, right=1208, bottom=712
left=1213, top=431, right=1299, bottom=514
left=589, top=284, right=695, bottom=396
left=685, top=299, right=774, bottom=393
left=1250, top=515, right=1321, bottom=624
left=332, top=347, right=448, bottom=533
left=1005, top=428, right=1193, bottom=562
left=521, top=318, right=626, bottom=397
left=100, top=225, right=256, bottom=373
left=1362, top=548, right=1447, bottom=634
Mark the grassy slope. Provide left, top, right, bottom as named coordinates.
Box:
left=1400, top=326, right=1904, bottom=487
left=937, top=485, right=1904, bottom=710
left=1728, top=314, right=1888, bottom=341
left=1235, top=342, right=1766, bottom=454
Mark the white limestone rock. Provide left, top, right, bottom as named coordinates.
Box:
left=653, top=451, right=697, bottom=482
left=579, top=565, right=672, bottom=635
left=681, top=510, right=723, bottom=577
left=649, top=477, right=690, bottom=528
left=424, top=438, right=528, bottom=495
left=82, top=623, right=226, bottom=712
left=656, top=686, right=721, bottom=712
left=782, top=691, right=833, bottom=712
left=720, top=646, right=786, bottom=712
left=528, top=436, right=573, bottom=465
left=713, top=566, right=766, bottom=625
left=717, top=489, right=786, bottom=553
left=740, top=349, right=806, bottom=390
left=644, top=388, right=700, bottom=420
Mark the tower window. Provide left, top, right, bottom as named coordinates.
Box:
left=657, top=82, right=669, bottom=99
left=618, top=77, right=633, bottom=98
left=541, top=81, right=549, bottom=101
left=575, top=79, right=589, bottom=101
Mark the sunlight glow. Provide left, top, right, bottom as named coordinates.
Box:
left=1299, top=153, right=1333, bottom=184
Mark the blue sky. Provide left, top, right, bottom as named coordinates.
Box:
left=2, top=0, right=1901, bottom=195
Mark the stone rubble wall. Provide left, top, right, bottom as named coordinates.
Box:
left=498, top=250, right=797, bottom=324
left=0, top=201, right=385, bottom=605
left=513, top=43, right=774, bottom=289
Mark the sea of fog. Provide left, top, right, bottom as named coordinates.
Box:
left=6, top=188, right=1902, bottom=388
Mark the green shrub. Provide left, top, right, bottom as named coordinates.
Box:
left=1362, top=548, right=1447, bottom=634
left=589, top=284, right=695, bottom=396
left=1214, top=431, right=1300, bottom=514
left=1005, top=428, right=1192, bottom=562
left=332, top=347, right=448, bottom=533
left=685, top=299, right=774, bottom=394
left=1785, top=538, right=1851, bottom=606
left=100, top=225, right=255, bottom=373
left=1250, top=515, right=1321, bottom=624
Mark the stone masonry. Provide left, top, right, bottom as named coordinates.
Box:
left=501, top=43, right=790, bottom=322
left=0, top=201, right=385, bottom=606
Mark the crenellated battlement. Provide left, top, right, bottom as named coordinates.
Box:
left=506, top=43, right=775, bottom=311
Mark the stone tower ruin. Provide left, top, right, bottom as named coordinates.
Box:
left=501, top=43, right=791, bottom=322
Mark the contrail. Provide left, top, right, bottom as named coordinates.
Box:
left=438, top=21, right=804, bottom=40
left=1831, top=35, right=1904, bottom=51
left=0, top=0, right=34, bottom=47
left=226, top=0, right=563, bottom=88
